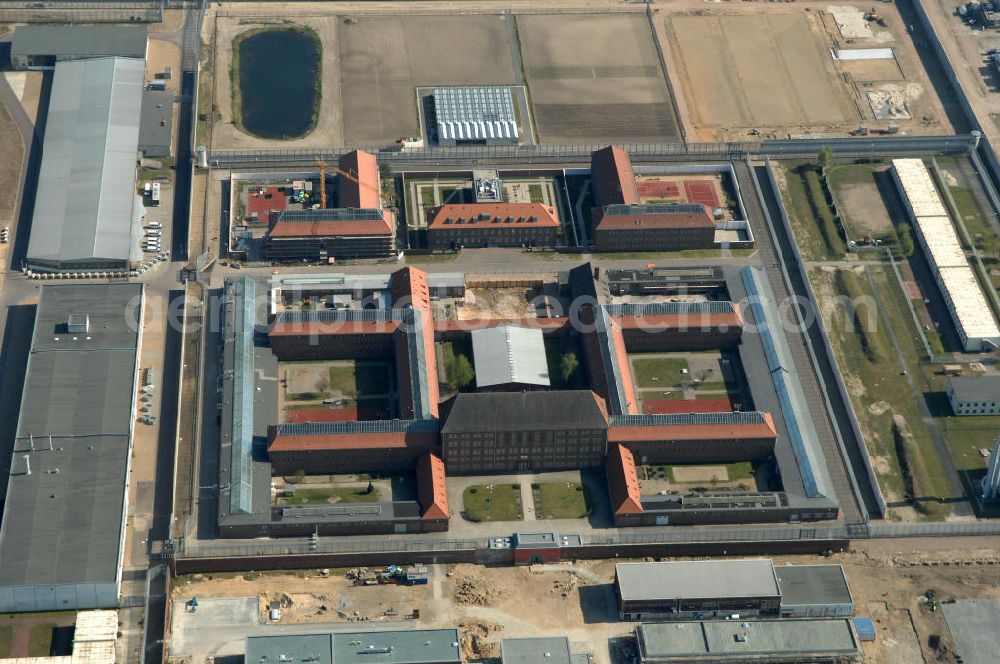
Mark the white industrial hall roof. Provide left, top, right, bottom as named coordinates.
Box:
left=892, top=158, right=1000, bottom=350
left=26, top=56, right=144, bottom=268
left=615, top=560, right=781, bottom=602
left=471, top=324, right=550, bottom=388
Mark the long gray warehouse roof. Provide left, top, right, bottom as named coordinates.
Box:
left=11, top=25, right=148, bottom=59
left=0, top=284, right=143, bottom=592
left=26, top=57, right=144, bottom=268
left=636, top=619, right=859, bottom=661
left=616, top=560, right=780, bottom=602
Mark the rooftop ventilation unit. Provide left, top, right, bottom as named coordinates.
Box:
left=67, top=314, right=89, bottom=333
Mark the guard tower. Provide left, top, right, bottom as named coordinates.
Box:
left=983, top=437, right=1000, bottom=502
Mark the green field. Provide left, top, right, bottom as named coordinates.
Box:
left=631, top=357, right=690, bottom=388
left=534, top=482, right=591, bottom=519
left=812, top=265, right=951, bottom=515
left=462, top=484, right=523, bottom=522
left=0, top=624, right=10, bottom=658
left=28, top=624, right=55, bottom=658
left=327, top=362, right=391, bottom=398
left=282, top=486, right=381, bottom=505
left=781, top=162, right=847, bottom=261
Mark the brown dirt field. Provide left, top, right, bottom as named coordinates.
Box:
left=338, top=15, right=517, bottom=146
left=668, top=12, right=855, bottom=131
left=837, top=181, right=895, bottom=237
left=146, top=39, right=182, bottom=86
left=0, top=99, right=24, bottom=228
left=839, top=57, right=905, bottom=83
left=517, top=13, right=679, bottom=143
left=664, top=3, right=954, bottom=141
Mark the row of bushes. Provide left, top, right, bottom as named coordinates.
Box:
left=834, top=269, right=889, bottom=363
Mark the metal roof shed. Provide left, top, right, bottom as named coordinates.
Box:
left=471, top=324, right=550, bottom=389
left=615, top=560, right=781, bottom=604
left=26, top=57, right=144, bottom=272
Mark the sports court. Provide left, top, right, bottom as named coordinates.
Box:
left=635, top=175, right=726, bottom=210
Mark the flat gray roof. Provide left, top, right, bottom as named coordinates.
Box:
left=637, top=619, right=859, bottom=661
left=471, top=324, right=550, bottom=388
left=0, top=283, right=143, bottom=587
left=616, top=560, right=780, bottom=602
left=501, top=637, right=572, bottom=664
left=11, top=25, right=148, bottom=59
left=943, top=599, right=1000, bottom=664
left=138, top=88, right=174, bottom=155
left=948, top=375, right=1000, bottom=403
left=245, top=628, right=461, bottom=664
left=27, top=57, right=144, bottom=268
left=775, top=565, right=853, bottom=608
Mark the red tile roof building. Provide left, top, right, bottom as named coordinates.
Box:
left=606, top=444, right=643, bottom=515
left=391, top=266, right=440, bottom=419
left=417, top=452, right=449, bottom=521
left=267, top=426, right=440, bottom=475
left=263, top=150, right=396, bottom=261
left=590, top=146, right=717, bottom=252
left=591, top=145, right=640, bottom=206
left=426, top=202, right=560, bottom=250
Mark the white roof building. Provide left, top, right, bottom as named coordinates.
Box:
left=892, top=158, right=1000, bottom=351
left=471, top=324, right=550, bottom=389
left=26, top=57, right=145, bottom=272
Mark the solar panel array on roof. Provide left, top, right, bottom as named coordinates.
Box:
left=604, top=301, right=735, bottom=316
left=601, top=203, right=707, bottom=216
left=611, top=411, right=768, bottom=427
left=275, top=419, right=441, bottom=436
left=275, top=207, right=387, bottom=222
left=276, top=308, right=404, bottom=324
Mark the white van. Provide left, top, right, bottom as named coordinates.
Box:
left=147, top=221, right=162, bottom=229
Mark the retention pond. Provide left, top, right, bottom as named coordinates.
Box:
left=236, top=27, right=320, bottom=139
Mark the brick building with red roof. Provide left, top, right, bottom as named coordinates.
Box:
left=590, top=146, right=717, bottom=252
left=426, top=202, right=560, bottom=250
left=263, top=150, right=396, bottom=261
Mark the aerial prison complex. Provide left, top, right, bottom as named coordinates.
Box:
left=214, top=261, right=840, bottom=538
left=10, top=25, right=174, bottom=275
left=248, top=145, right=753, bottom=262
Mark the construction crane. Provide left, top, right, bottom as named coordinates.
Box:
left=314, top=155, right=381, bottom=207
left=315, top=156, right=330, bottom=208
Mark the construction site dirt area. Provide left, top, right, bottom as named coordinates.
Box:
left=451, top=284, right=566, bottom=321
left=169, top=541, right=1000, bottom=664
left=517, top=13, right=680, bottom=143
left=338, top=14, right=518, bottom=146
left=664, top=5, right=953, bottom=141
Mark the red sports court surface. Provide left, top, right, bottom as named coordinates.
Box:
left=247, top=187, right=287, bottom=223
left=636, top=180, right=681, bottom=199
left=642, top=398, right=733, bottom=414
left=684, top=180, right=721, bottom=209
